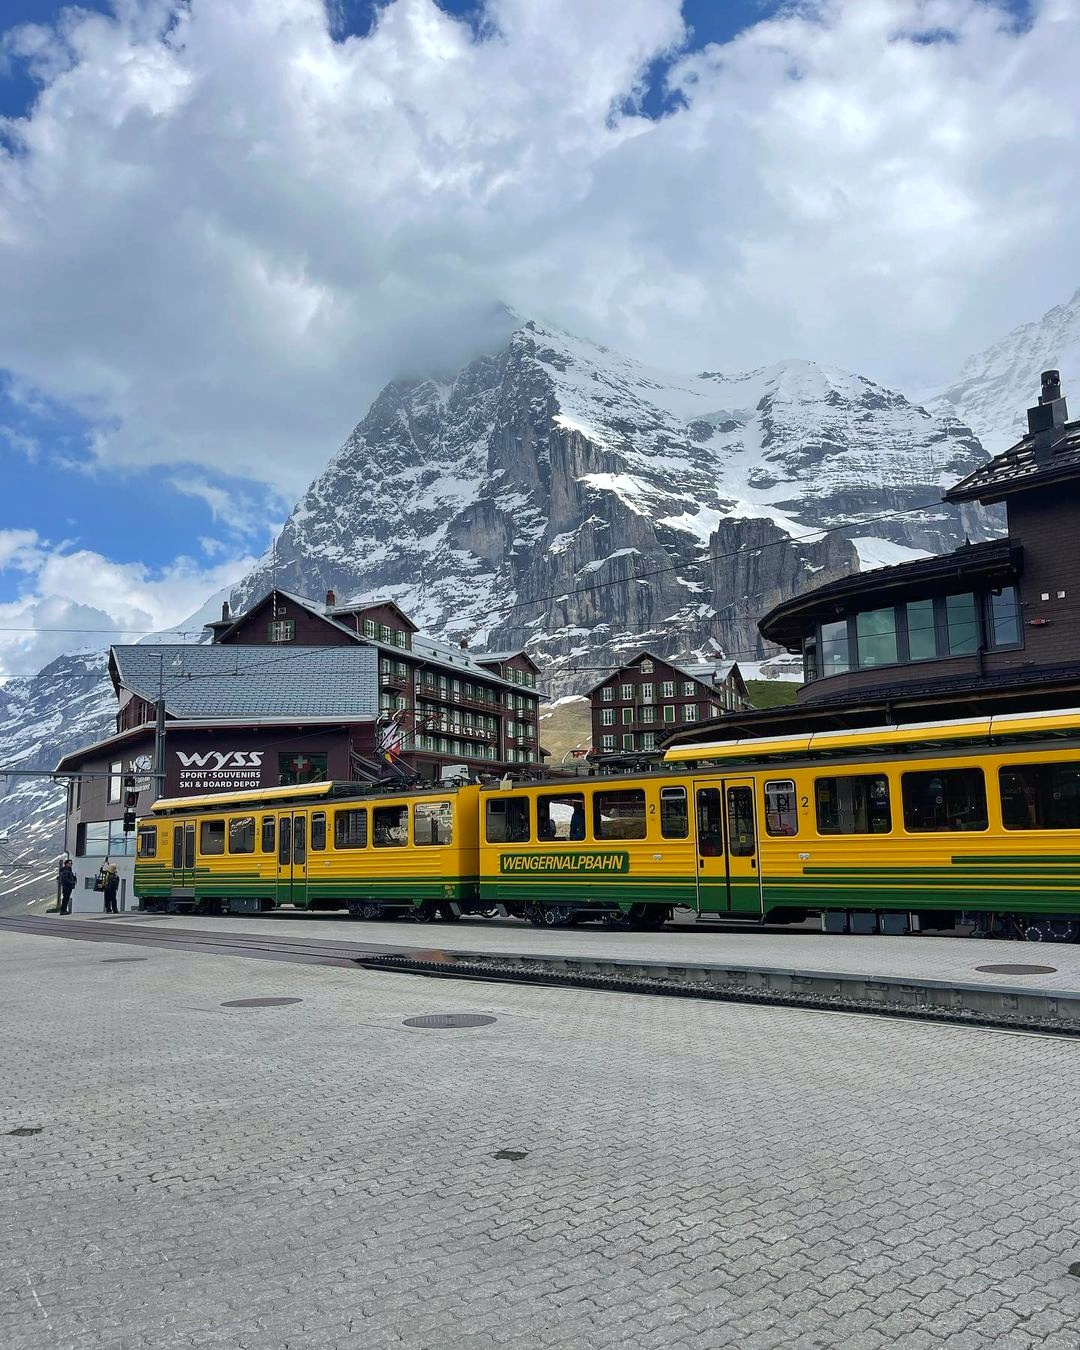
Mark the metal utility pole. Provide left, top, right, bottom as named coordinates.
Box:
left=153, top=652, right=167, bottom=790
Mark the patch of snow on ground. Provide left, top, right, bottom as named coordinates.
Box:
left=850, top=536, right=931, bottom=571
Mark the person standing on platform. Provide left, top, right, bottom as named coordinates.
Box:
left=58, top=859, right=76, bottom=915
left=103, top=863, right=120, bottom=915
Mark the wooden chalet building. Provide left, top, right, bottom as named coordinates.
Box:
left=588, top=652, right=750, bottom=755
left=665, top=369, right=1080, bottom=748
left=55, top=588, right=542, bottom=911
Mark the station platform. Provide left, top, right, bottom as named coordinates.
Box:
left=22, top=909, right=1080, bottom=1031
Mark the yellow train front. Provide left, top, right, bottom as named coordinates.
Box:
left=134, top=781, right=481, bottom=919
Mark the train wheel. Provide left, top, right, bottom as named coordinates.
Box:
left=604, top=910, right=633, bottom=930
left=525, top=905, right=544, bottom=928
left=542, top=905, right=574, bottom=928
left=413, top=901, right=436, bottom=923
left=1024, top=919, right=1080, bottom=943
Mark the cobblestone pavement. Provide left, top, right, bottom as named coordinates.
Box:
left=3, top=929, right=1080, bottom=1350
left=95, top=910, right=1080, bottom=992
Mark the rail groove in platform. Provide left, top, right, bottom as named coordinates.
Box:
left=5, top=914, right=1080, bottom=1035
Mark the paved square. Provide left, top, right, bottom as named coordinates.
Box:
left=3, top=929, right=1080, bottom=1349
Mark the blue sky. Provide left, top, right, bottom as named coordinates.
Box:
left=0, top=0, right=1065, bottom=677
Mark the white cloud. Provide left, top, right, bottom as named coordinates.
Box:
left=0, top=531, right=257, bottom=679
left=0, top=0, right=1078, bottom=498
left=168, top=473, right=279, bottom=538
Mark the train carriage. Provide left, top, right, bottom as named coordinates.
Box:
left=134, top=781, right=481, bottom=919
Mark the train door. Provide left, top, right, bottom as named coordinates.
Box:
left=171, top=822, right=195, bottom=894
left=276, top=813, right=309, bottom=907
left=693, top=778, right=762, bottom=914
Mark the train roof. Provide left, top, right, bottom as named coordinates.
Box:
left=148, top=780, right=476, bottom=815
left=664, top=705, right=1080, bottom=764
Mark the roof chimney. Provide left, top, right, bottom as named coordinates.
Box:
left=325, top=589, right=336, bottom=607
left=221, top=600, right=230, bottom=621
left=1027, top=369, right=1068, bottom=461
left=459, top=638, right=469, bottom=651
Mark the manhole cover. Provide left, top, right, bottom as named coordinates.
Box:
left=403, top=1013, right=497, bottom=1029
left=220, top=997, right=304, bottom=1008
left=975, top=964, right=1057, bottom=975
left=7, top=1127, right=42, bottom=1137
left=101, top=957, right=148, bottom=963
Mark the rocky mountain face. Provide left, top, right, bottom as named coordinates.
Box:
left=234, top=319, right=994, bottom=694
left=933, top=289, right=1080, bottom=453
left=0, top=652, right=115, bottom=885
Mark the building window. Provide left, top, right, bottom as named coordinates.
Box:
left=1000, top=763, right=1080, bottom=830
left=641, top=706, right=656, bottom=724
left=76, top=820, right=136, bottom=857
left=622, top=733, right=633, bottom=750
left=640, top=659, right=653, bottom=673
left=640, top=683, right=654, bottom=702
left=619, top=682, right=633, bottom=701
left=373, top=804, right=408, bottom=846
left=362, top=618, right=376, bottom=638
left=537, top=792, right=586, bottom=841
left=660, top=786, right=688, bottom=838
left=764, top=780, right=798, bottom=836
left=856, top=608, right=898, bottom=668
left=199, top=819, right=226, bottom=855
left=621, top=707, right=634, bottom=725
left=945, top=593, right=979, bottom=655
left=278, top=753, right=327, bottom=785
left=228, top=817, right=256, bottom=854
left=987, top=586, right=1021, bottom=648
left=600, top=734, right=615, bottom=752
left=903, top=599, right=937, bottom=662
left=641, top=732, right=657, bottom=750
left=803, top=637, right=818, bottom=683
left=815, top=775, right=891, bottom=835
left=601, top=687, right=613, bottom=702
left=267, top=620, right=295, bottom=643
left=682, top=704, right=698, bottom=723
left=108, top=760, right=123, bottom=805
left=593, top=788, right=646, bottom=840
left=600, top=708, right=615, bottom=727
left=820, top=619, right=850, bottom=676
left=662, top=705, right=676, bottom=723
left=415, top=800, right=452, bottom=845
left=682, top=681, right=695, bottom=696
left=662, top=680, right=674, bottom=698
left=901, top=770, right=988, bottom=832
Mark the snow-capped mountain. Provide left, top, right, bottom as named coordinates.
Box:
left=233, top=318, right=993, bottom=691
left=933, top=289, right=1080, bottom=453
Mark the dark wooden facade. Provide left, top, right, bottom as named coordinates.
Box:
left=589, top=652, right=749, bottom=754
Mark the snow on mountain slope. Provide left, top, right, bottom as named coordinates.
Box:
left=933, top=289, right=1080, bottom=453
left=233, top=318, right=993, bottom=691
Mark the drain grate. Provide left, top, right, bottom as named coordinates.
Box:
left=975, top=964, right=1057, bottom=975
left=7, top=1127, right=42, bottom=1137
left=102, top=957, right=148, bottom=963
left=493, top=1149, right=528, bottom=1161
left=403, top=1013, right=497, bottom=1029
left=220, top=997, right=304, bottom=1008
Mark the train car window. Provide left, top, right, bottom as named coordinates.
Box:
left=228, top=816, right=256, bottom=854
left=538, top=792, right=586, bottom=841
left=261, top=816, right=275, bottom=853
left=593, top=789, right=646, bottom=840
left=727, top=786, right=756, bottom=856
left=902, top=769, right=988, bottom=832
left=279, top=816, right=291, bottom=865
left=310, top=812, right=326, bottom=851
left=485, top=797, right=530, bottom=843
left=173, top=826, right=184, bottom=869
left=764, top=780, right=798, bottom=836
left=815, top=776, right=891, bottom=834
left=293, top=816, right=307, bottom=865
left=373, top=804, right=408, bottom=847
left=1000, top=762, right=1080, bottom=830
left=199, top=819, right=226, bottom=855
left=660, top=786, right=689, bottom=839
left=334, top=808, right=367, bottom=849
left=137, top=825, right=157, bottom=858
left=415, top=800, right=453, bottom=846
left=696, top=788, right=724, bottom=855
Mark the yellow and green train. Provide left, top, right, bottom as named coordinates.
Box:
left=134, top=707, right=1080, bottom=939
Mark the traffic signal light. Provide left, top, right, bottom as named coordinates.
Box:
left=122, top=784, right=139, bottom=834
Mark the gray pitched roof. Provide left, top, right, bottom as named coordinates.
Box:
left=111, top=645, right=379, bottom=720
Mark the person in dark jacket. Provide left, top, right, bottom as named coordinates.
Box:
left=58, top=860, right=76, bottom=915
left=103, top=863, right=120, bottom=915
